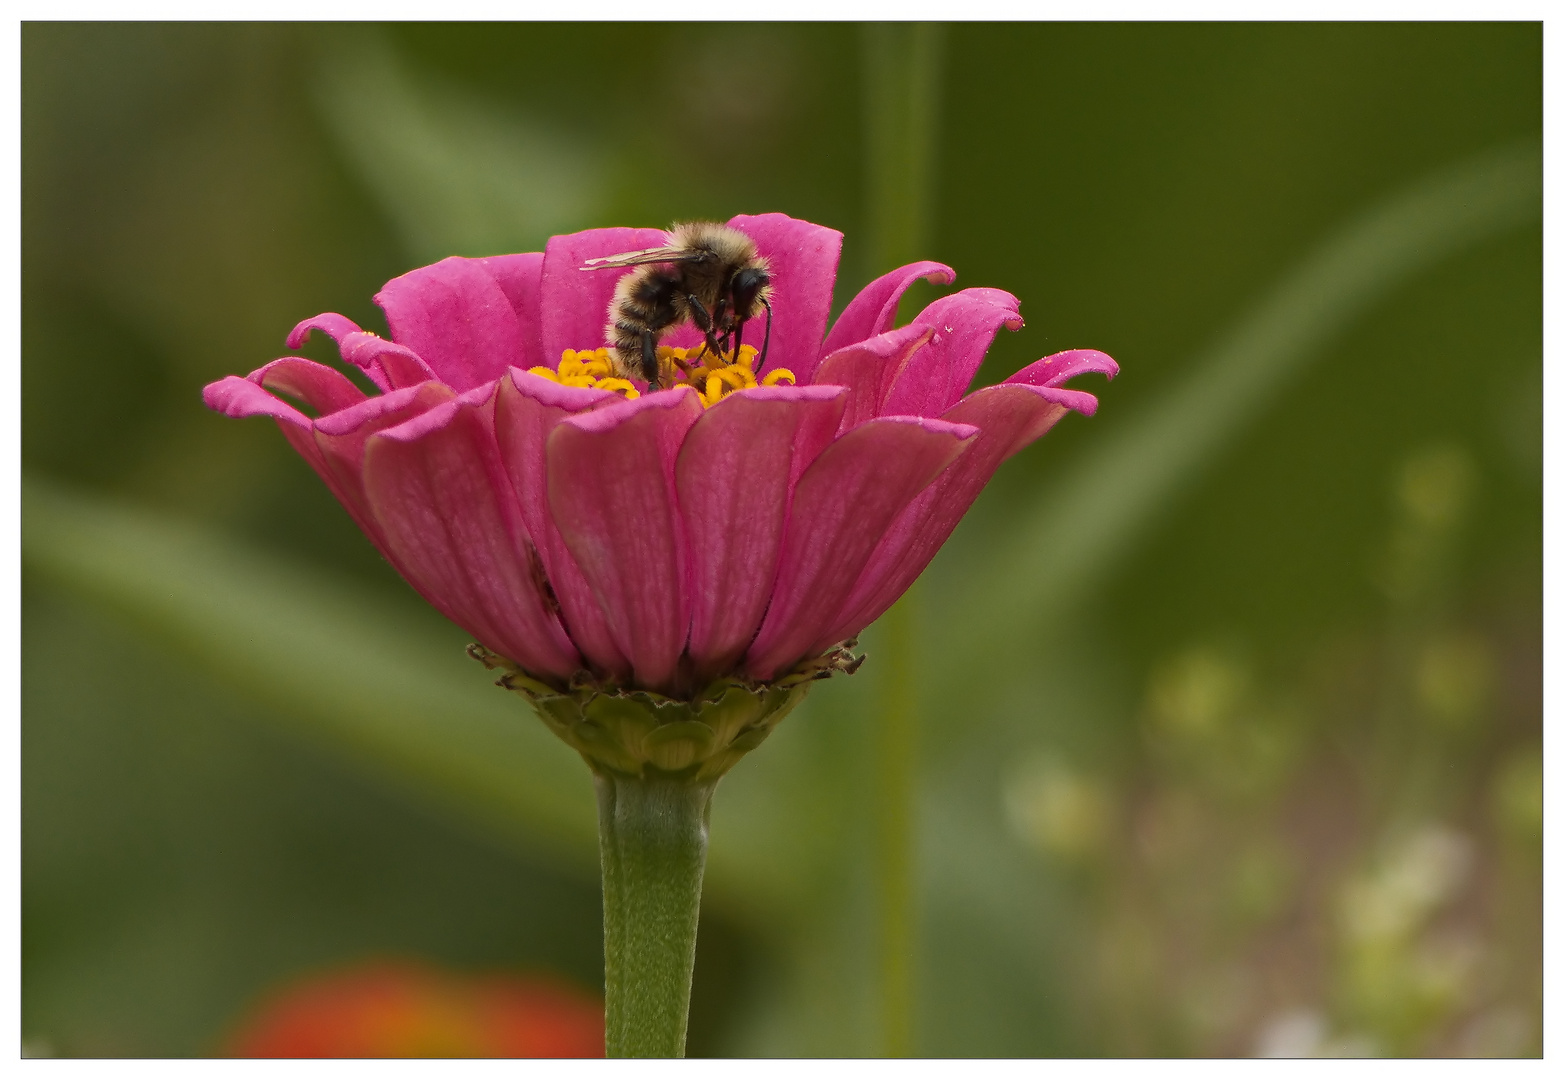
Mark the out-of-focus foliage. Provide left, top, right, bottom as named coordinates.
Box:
left=22, top=23, right=1539, bottom=1058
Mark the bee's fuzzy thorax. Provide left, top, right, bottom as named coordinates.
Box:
left=664, top=222, right=768, bottom=302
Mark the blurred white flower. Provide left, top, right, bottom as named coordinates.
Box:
left=1342, top=826, right=1473, bottom=944
left=1254, top=1009, right=1380, bottom=1058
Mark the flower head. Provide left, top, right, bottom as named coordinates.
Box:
left=204, top=213, right=1116, bottom=776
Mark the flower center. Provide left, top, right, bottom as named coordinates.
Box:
left=527, top=345, right=795, bottom=407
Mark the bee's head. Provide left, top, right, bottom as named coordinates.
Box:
left=729, top=265, right=772, bottom=319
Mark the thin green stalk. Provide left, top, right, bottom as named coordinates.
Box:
left=864, top=23, right=944, bottom=271
left=875, top=594, right=919, bottom=1057
left=862, top=20, right=945, bottom=1058
left=595, top=770, right=715, bottom=1058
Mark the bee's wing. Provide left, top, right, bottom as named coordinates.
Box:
left=580, top=246, right=711, bottom=270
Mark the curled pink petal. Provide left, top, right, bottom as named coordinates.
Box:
left=1007, top=348, right=1121, bottom=392
left=287, top=313, right=392, bottom=393
left=547, top=386, right=704, bottom=693
left=336, top=332, right=439, bottom=391
left=678, top=384, right=846, bottom=682
left=1022, top=385, right=1101, bottom=416
left=249, top=358, right=367, bottom=417
left=204, top=374, right=313, bottom=429
left=744, top=415, right=978, bottom=681
left=286, top=313, right=437, bottom=392
left=812, top=322, right=933, bottom=433
left=496, top=368, right=630, bottom=681
left=879, top=287, right=1025, bottom=419
left=726, top=213, right=843, bottom=384
left=376, top=257, right=534, bottom=392
left=539, top=226, right=668, bottom=366
left=362, top=382, right=581, bottom=680
left=287, top=312, right=363, bottom=351
left=819, top=260, right=955, bottom=359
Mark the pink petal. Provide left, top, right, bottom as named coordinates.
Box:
left=362, top=382, right=581, bottom=680
left=375, top=257, right=535, bottom=392
left=539, top=226, right=668, bottom=366
left=286, top=313, right=436, bottom=391
left=475, top=252, right=546, bottom=368
left=249, top=358, right=367, bottom=417
left=811, top=322, right=933, bottom=434
left=1007, top=349, right=1121, bottom=400
left=504, top=366, right=623, bottom=413
left=819, top=260, right=955, bottom=359
left=203, top=379, right=350, bottom=515
left=678, top=384, right=847, bottom=683
left=495, top=368, right=631, bottom=681
left=287, top=312, right=363, bottom=351
left=311, top=383, right=458, bottom=545
left=547, top=386, right=704, bottom=693
left=204, top=374, right=314, bottom=429
left=337, top=332, right=439, bottom=390
left=203, top=373, right=415, bottom=568
left=744, top=415, right=978, bottom=681
left=816, top=382, right=1086, bottom=650
left=726, top=213, right=843, bottom=384
left=878, top=288, right=1025, bottom=419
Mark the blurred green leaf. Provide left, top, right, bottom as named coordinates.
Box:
left=23, top=475, right=599, bottom=866
left=938, top=139, right=1541, bottom=694
left=313, top=32, right=604, bottom=262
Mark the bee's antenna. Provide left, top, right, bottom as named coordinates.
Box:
left=756, top=298, right=773, bottom=373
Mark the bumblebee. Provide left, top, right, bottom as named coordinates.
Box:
left=581, top=222, right=773, bottom=389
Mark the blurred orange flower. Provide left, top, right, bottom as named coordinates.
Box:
left=224, top=961, right=604, bottom=1058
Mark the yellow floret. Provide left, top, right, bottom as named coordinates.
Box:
left=541, top=343, right=789, bottom=407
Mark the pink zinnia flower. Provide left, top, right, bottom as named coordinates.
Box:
left=204, top=213, right=1115, bottom=770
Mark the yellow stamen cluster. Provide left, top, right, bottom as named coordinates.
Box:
left=530, top=349, right=641, bottom=397
left=527, top=345, right=795, bottom=408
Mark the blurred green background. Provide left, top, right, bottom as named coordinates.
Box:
left=22, top=22, right=1540, bottom=1057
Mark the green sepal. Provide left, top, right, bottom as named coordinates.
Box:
left=467, top=641, right=863, bottom=781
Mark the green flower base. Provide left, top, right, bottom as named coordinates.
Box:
left=468, top=640, right=863, bottom=1056
left=469, top=641, right=863, bottom=781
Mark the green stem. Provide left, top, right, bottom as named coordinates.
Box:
left=864, top=23, right=945, bottom=270
left=875, top=595, right=919, bottom=1057
left=862, top=21, right=944, bottom=1058
left=595, top=770, right=715, bottom=1058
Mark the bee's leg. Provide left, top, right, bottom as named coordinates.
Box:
left=684, top=295, right=726, bottom=363
left=639, top=330, right=660, bottom=389
left=713, top=297, right=732, bottom=357
left=756, top=298, right=773, bottom=373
